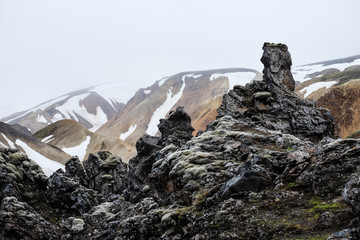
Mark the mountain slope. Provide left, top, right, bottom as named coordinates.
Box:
left=316, top=78, right=360, bottom=138
left=293, top=55, right=360, bottom=101
left=290, top=55, right=360, bottom=138
left=3, top=43, right=360, bottom=239
left=97, top=68, right=261, bottom=146
left=1, top=87, right=123, bottom=133
left=0, top=121, right=69, bottom=175
left=33, top=119, right=136, bottom=162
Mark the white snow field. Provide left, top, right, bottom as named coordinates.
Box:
left=119, top=124, right=137, bottom=141
left=5, top=95, right=69, bottom=123
left=41, top=135, right=54, bottom=143
left=55, top=94, right=108, bottom=132
left=37, top=114, right=48, bottom=124
left=62, top=135, right=91, bottom=160
left=15, top=139, right=65, bottom=176
left=301, top=81, right=338, bottom=98
left=292, top=58, right=360, bottom=82
left=146, top=80, right=186, bottom=136
left=157, top=77, right=170, bottom=87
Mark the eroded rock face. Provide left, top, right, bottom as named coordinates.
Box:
left=1, top=43, right=360, bottom=239
left=261, top=42, right=295, bottom=91
left=218, top=43, right=335, bottom=142
left=0, top=148, right=47, bottom=202
left=158, top=106, right=195, bottom=146
left=0, top=197, right=58, bottom=240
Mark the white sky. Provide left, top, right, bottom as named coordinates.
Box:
left=0, top=0, right=359, bottom=117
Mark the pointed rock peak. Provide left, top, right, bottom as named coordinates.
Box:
left=261, top=42, right=295, bottom=91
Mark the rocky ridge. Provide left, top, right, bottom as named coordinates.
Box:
left=1, top=43, right=360, bottom=239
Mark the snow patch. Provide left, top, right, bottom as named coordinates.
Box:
left=158, top=77, right=170, bottom=87
left=37, top=114, right=48, bottom=124
left=62, top=136, right=91, bottom=160
left=301, top=81, right=337, bottom=98
left=56, top=94, right=108, bottom=132
left=182, top=74, right=194, bottom=81
left=15, top=139, right=64, bottom=176
left=5, top=95, right=69, bottom=123
left=1, top=133, right=15, bottom=148
left=41, top=135, right=54, bottom=143
left=210, top=72, right=256, bottom=89
left=89, top=107, right=108, bottom=132
left=192, top=74, right=202, bottom=79
left=144, top=90, right=151, bottom=94
left=120, top=124, right=137, bottom=141
left=292, top=58, right=360, bottom=82
left=146, top=80, right=186, bottom=136
left=52, top=113, right=64, bottom=122
left=0, top=141, right=6, bottom=148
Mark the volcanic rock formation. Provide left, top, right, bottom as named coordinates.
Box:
left=1, top=43, right=360, bottom=239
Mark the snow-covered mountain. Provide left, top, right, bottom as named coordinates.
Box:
left=293, top=54, right=360, bottom=100
left=0, top=121, right=70, bottom=176
left=32, top=119, right=136, bottom=162
left=1, top=68, right=261, bottom=144
left=1, top=82, right=144, bottom=133
left=292, top=54, right=360, bottom=138
left=96, top=68, right=261, bottom=145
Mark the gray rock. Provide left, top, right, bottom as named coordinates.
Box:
left=46, top=169, right=100, bottom=215
left=0, top=197, right=58, bottom=239
left=261, top=42, right=295, bottom=91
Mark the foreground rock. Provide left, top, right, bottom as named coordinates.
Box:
left=1, top=43, right=360, bottom=239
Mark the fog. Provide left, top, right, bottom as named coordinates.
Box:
left=0, top=0, right=359, bottom=117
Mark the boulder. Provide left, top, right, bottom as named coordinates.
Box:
left=0, top=197, right=58, bottom=239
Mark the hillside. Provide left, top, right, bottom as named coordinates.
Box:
left=1, top=43, right=360, bottom=239
left=316, top=78, right=360, bottom=138
left=97, top=68, right=261, bottom=146
left=293, top=55, right=360, bottom=100
left=33, top=119, right=136, bottom=162
left=0, top=121, right=69, bottom=175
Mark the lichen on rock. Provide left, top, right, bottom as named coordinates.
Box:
left=1, top=43, right=360, bottom=239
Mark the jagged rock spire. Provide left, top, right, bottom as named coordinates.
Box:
left=261, top=42, right=295, bottom=91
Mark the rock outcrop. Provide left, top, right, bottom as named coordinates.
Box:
left=1, top=43, right=360, bottom=239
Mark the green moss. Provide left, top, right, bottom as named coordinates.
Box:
left=308, top=197, right=346, bottom=214
left=286, top=146, right=295, bottom=151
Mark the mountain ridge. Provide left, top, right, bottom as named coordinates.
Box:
left=1, top=43, right=359, bottom=239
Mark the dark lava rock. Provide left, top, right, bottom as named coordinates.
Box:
left=83, top=151, right=128, bottom=196
left=217, top=45, right=334, bottom=142
left=0, top=197, right=58, bottom=240
left=46, top=169, right=100, bottom=215
left=1, top=43, right=359, bottom=239
left=65, top=156, right=87, bottom=185
left=158, top=106, right=195, bottom=147
left=0, top=148, right=47, bottom=202
left=261, top=42, right=295, bottom=91
left=343, top=173, right=360, bottom=219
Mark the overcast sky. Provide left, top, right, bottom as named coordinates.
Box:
left=0, top=0, right=359, bottom=117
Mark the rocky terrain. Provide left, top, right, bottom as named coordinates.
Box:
left=96, top=68, right=261, bottom=147
left=1, top=68, right=260, bottom=164
left=293, top=57, right=360, bottom=138
left=1, top=43, right=360, bottom=239
left=0, top=121, right=70, bottom=176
